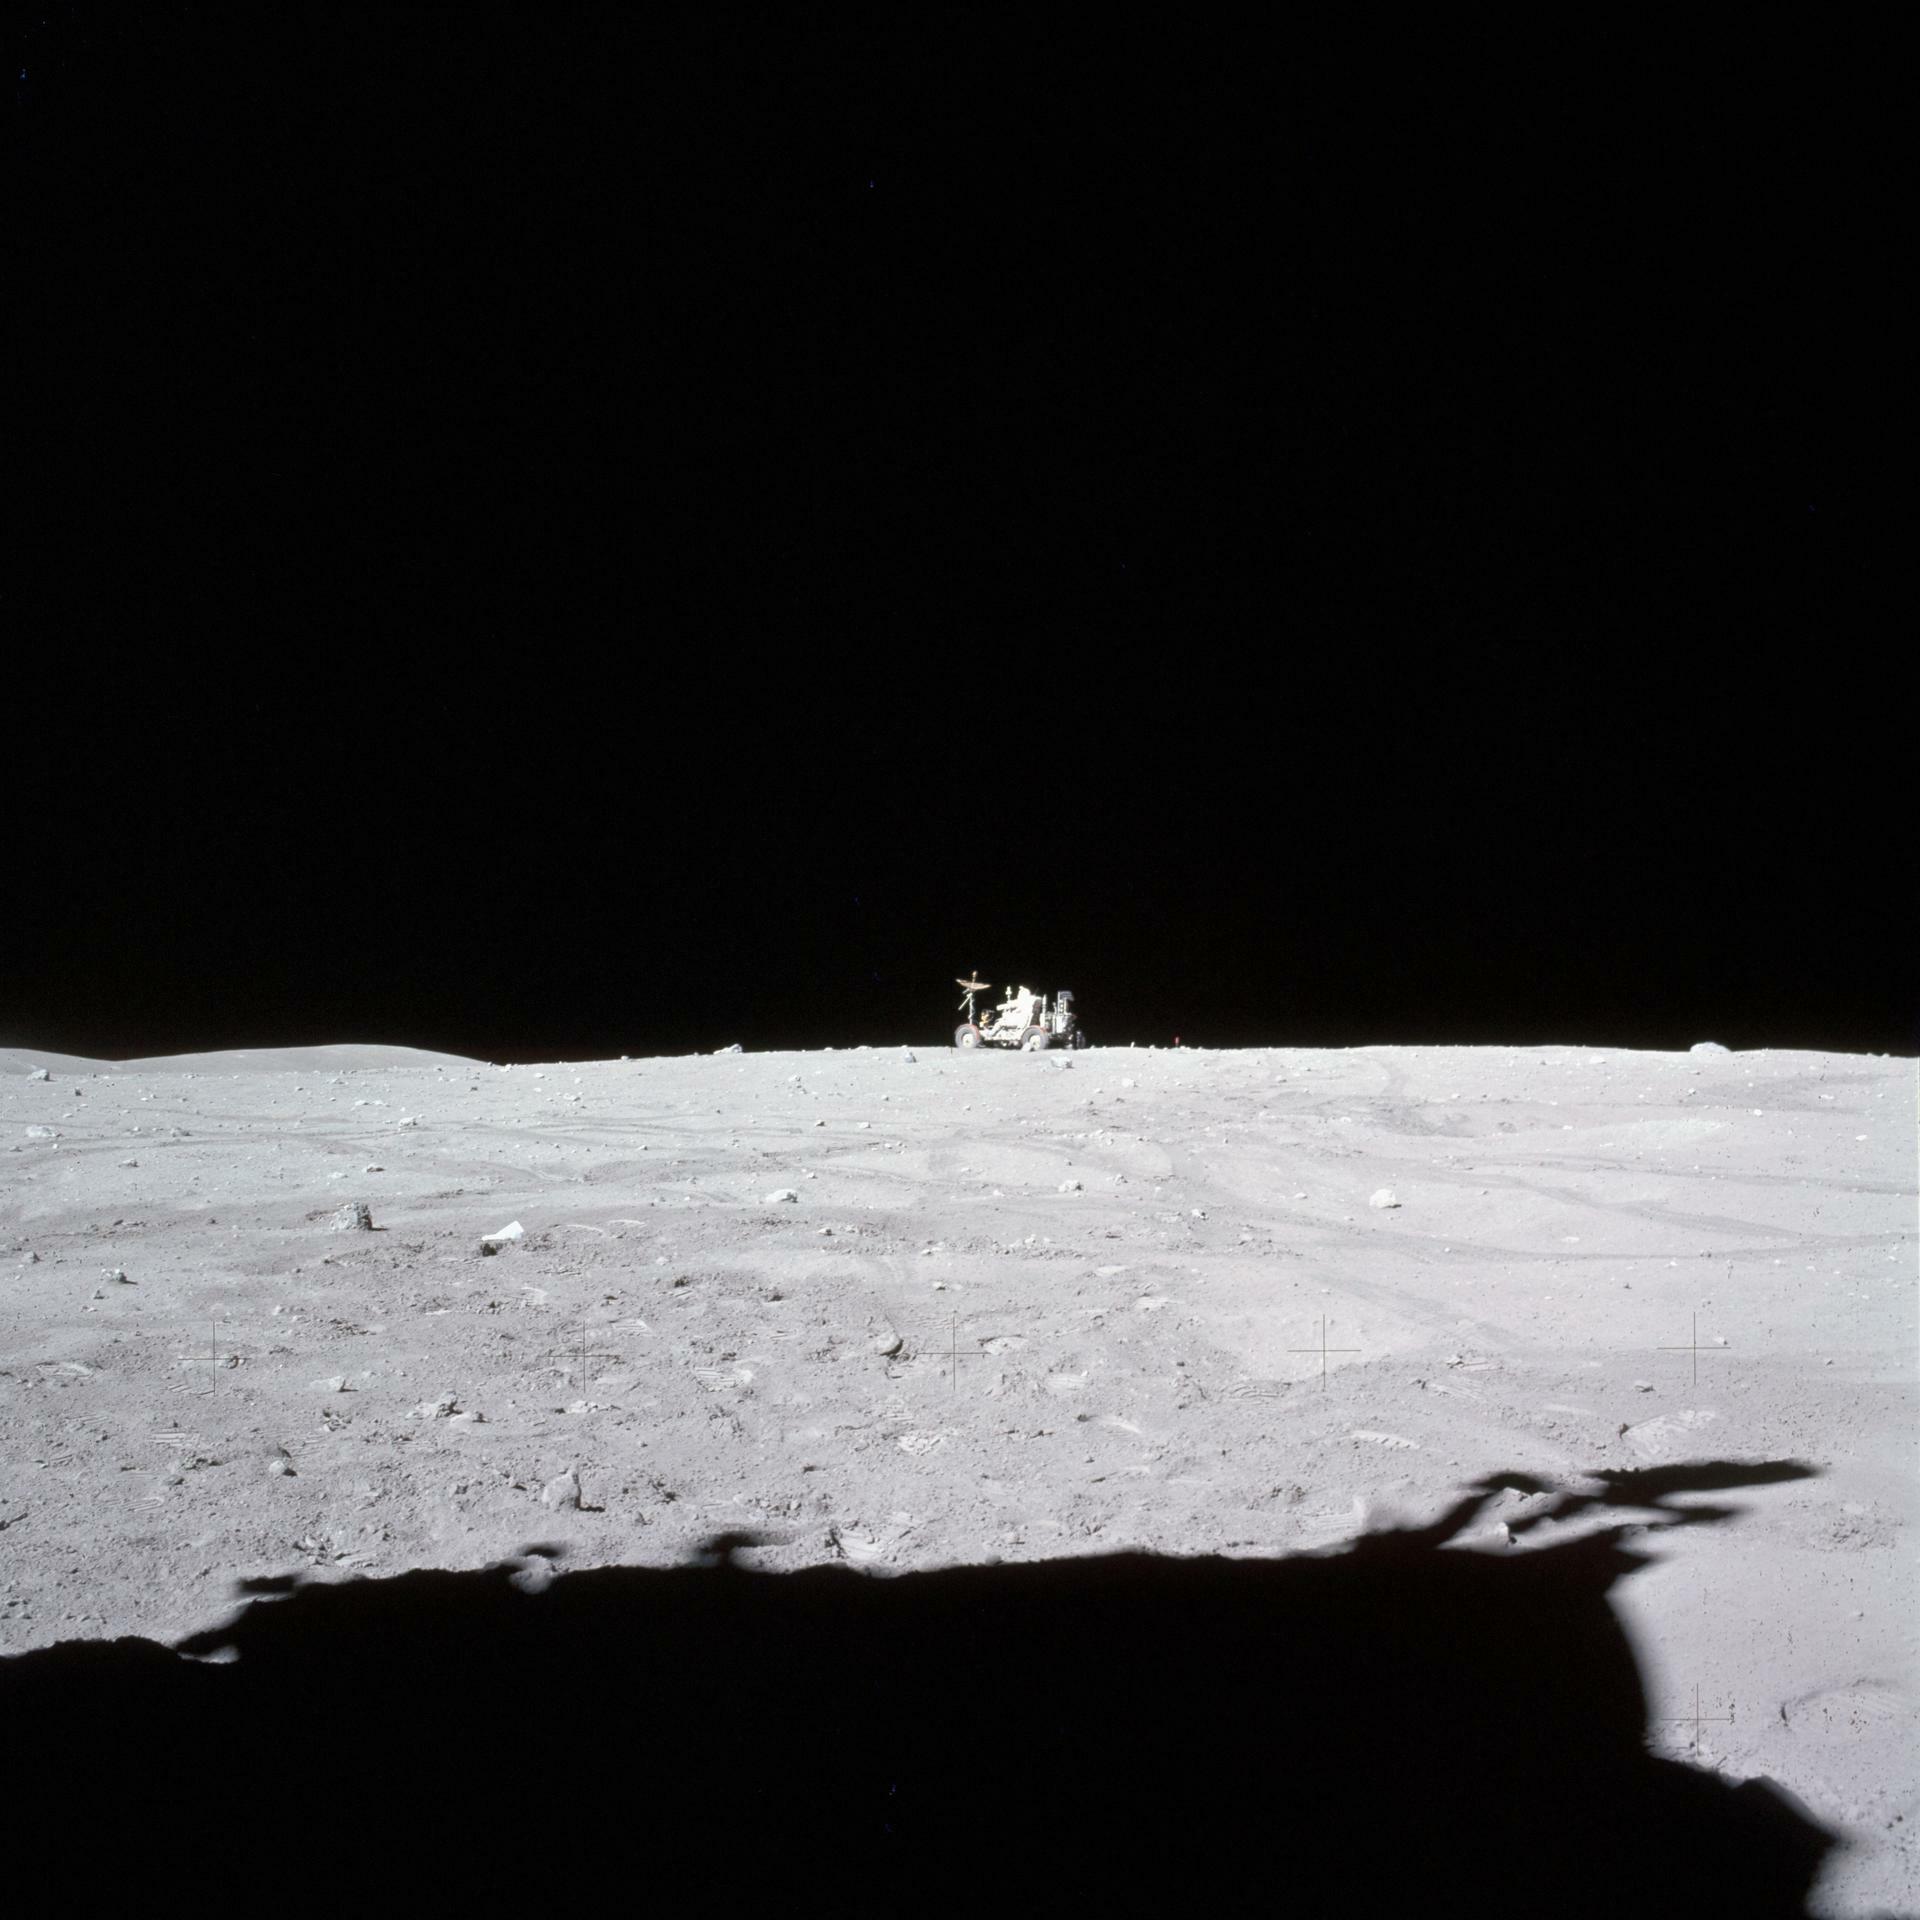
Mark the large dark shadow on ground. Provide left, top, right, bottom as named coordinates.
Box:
left=3, top=1461, right=1863, bottom=1916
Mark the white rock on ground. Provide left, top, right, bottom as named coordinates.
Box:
left=541, top=1467, right=582, bottom=1510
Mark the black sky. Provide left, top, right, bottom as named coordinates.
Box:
left=8, top=10, right=1903, bottom=1061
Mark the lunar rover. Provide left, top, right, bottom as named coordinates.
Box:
left=953, top=974, right=1086, bottom=1051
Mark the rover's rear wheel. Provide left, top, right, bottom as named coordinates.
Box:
left=1022, top=1027, right=1052, bottom=1050
left=1071, top=1029, right=1088, bottom=1049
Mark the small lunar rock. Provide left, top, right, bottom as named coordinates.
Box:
left=871, top=1332, right=904, bottom=1356
left=329, top=1202, right=374, bottom=1232
left=103, top=1267, right=132, bottom=1285
left=267, top=1458, right=292, bottom=1477
left=765, top=1188, right=799, bottom=1204
left=1059, top=1180, right=1082, bottom=1192
left=901, top=1048, right=916, bottom=1063
left=1690, top=1041, right=1730, bottom=1054
left=1634, top=1380, right=1655, bottom=1392
left=396, top=1115, right=421, bottom=1128
left=717, top=1043, right=744, bottom=1055
left=28, top=1067, right=50, bottom=1081
left=1368, top=1188, right=1401, bottom=1209
left=24, top=1125, right=56, bottom=1140
left=540, top=1468, right=583, bottom=1510
left=479, top=1221, right=525, bottom=1253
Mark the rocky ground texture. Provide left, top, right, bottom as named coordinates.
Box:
left=1, top=1039, right=1912, bottom=1914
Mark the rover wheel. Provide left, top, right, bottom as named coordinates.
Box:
left=1071, top=1029, right=1088, bottom=1049
left=1022, top=1027, right=1052, bottom=1050
left=955, top=1025, right=983, bottom=1049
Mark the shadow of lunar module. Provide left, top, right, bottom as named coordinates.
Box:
left=2, top=1461, right=1858, bottom=1918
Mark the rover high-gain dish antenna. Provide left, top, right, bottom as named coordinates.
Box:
left=956, top=972, right=990, bottom=1016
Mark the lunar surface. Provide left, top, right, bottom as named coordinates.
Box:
left=1, top=1040, right=1912, bottom=1912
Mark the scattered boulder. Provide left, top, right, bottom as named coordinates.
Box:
left=27, top=1067, right=50, bottom=1082
left=717, top=1043, right=744, bottom=1055
left=764, top=1188, right=800, bottom=1205
left=900, top=1048, right=917, bottom=1063
left=328, top=1201, right=374, bottom=1232
left=102, top=1267, right=133, bottom=1285
left=870, top=1331, right=904, bottom=1357
left=1690, top=1040, right=1730, bottom=1055
left=541, top=1467, right=583, bottom=1511
left=479, top=1221, right=525, bottom=1254
left=1059, top=1179, right=1083, bottom=1192
left=24, top=1125, right=57, bottom=1141
left=1368, top=1188, right=1402, bottom=1210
